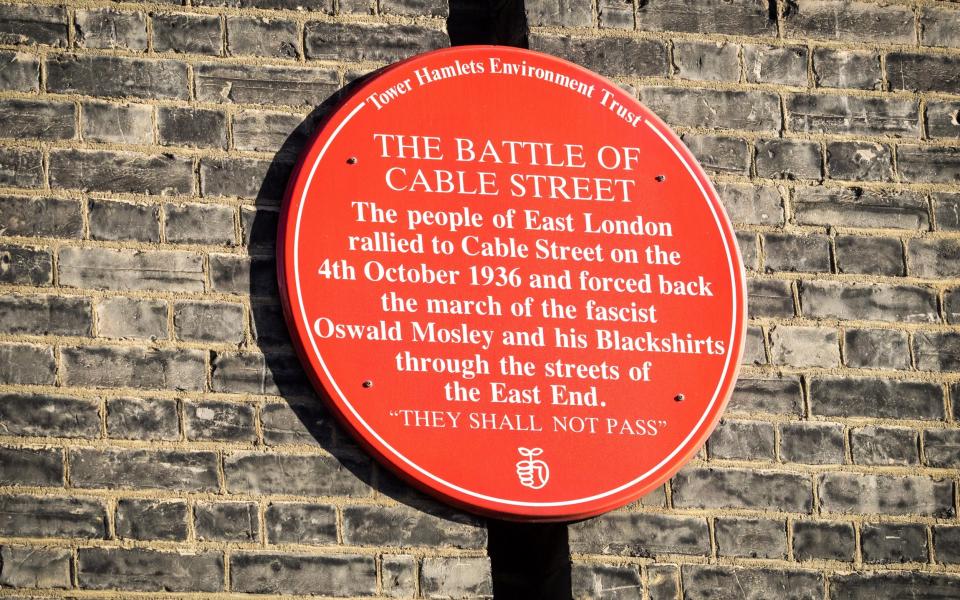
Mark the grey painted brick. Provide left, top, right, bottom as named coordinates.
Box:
left=194, top=0, right=333, bottom=10
left=639, top=86, right=780, bottom=132
left=230, top=553, right=377, bottom=595
left=184, top=400, right=256, bottom=442
left=226, top=452, right=372, bottom=497
left=851, top=426, right=919, bottom=466
left=75, top=8, right=147, bottom=51
left=265, top=502, right=337, bottom=544
left=810, top=377, right=944, bottom=420
left=153, top=12, right=222, bottom=55
left=784, top=0, right=914, bottom=43
left=635, top=0, right=775, bottom=35
left=0, top=494, right=106, bottom=538
left=0, top=51, right=40, bottom=92
left=747, top=279, right=794, bottom=318
left=743, top=325, right=766, bottom=365
left=792, top=520, right=855, bottom=562
left=0, top=446, right=62, bottom=487
left=780, top=422, right=845, bottom=465
left=88, top=199, right=160, bottom=242
left=338, top=0, right=372, bottom=13
left=70, top=448, right=219, bottom=492
left=934, top=525, right=960, bottom=564
left=927, top=101, right=960, bottom=140
left=530, top=35, right=667, bottom=78
left=200, top=156, right=274, bottom=200
left=924, top=429, right=960, bottom=468
left=0, top=392, right=99, bottom=438
left=164, top=202, right=236, bottom=245
left=382, top=0, right=447, bottom=17
left=249, top=302, right=291, bottom=347
left=792, top=187, right=928, bottom=230
left=211, top=351, right=266, bottom=393
left=526, top=0, right=591, bottom=26
left=861, top=523, right=928, bottom=564
left=382, top=554, right=417, bottom=598
left=174, top=301, right=245, bottom=344
left=921, top=6, right=960, bottom=48
left=158, top=107, right=227, bottom=148
left=672, top=41, right=739, bottom=82
left=0, top=195, right=81, bottom=238
left=682, top=565, right=822, bottom=600
left=909, top=239, right=960, bottom=278
left=887, top=53, right=960, bottom=95
left=738, top=232, right=759, bottom=271
left=598, top=0, right=632, bottom=29
left=827, top=142, right=893, bottom=181
left=843, top=328, right=910, bottom=369
left=764, top=234, right=831, bottom=274
left=708, top=419, right=775, bottom=460
left=0, top=544, right=71, bottom=589
left=78, top=547, right=223, bottom=592
left=210, top=254, right=277, bottom=296
left=572, top=563, right=641, bottom=600
left=0, top=342, right=55, bottom=385
left=813, top=48, right=882, bottom=90
left=261, top=400, right=333, bottom=447
left=683, top=134, right=750, bottom=176
left=241, top=206, right=280, bottom=249
left=228, top=16, right=299, bottom=58
left=46, top=55, right=189, bottom=100
left=948, top=289, right=960, bottom=325
left=60, top=247, right=204, bottom=292
left=569, top=512, right=709, bottom=557
left=914, top=331, right=960, bottom=372
left=717, top=183, right=783, bottom=225
left=647, top=564, right=679, bottom=600
left=50, top=149, right=193, bottom=195
left=787, top=94, right=919, bottom=137
left=81, top=101, right=153, bottom=145
left=421, top=557, right=493, bottom=599
left=830, top=572, right=960, bottom=599
left=729, top=376, right=803, bottom=416
left=115, top=498, right=188, bottom=541
left=305, top=21, right=446, bottom=63
left=0, top=99, right=76, bottom=141
left=934, top=193, right=960, bottom=231
left=343, top=504, right=487, bottom=549
left=0, top=147, right=43, bottom=188
left=0, top=294, right=91, bottom=336
left=898, top=146, right=960, bottom=184
left=232, top=109, right=304, bottom=154
left=61, top=345, right=206, bottom=391
left=800, top=280, right=938, bottom=323
left=715, top=517, right=786, bottom=559
left=95, top=297, right=168, bottom=340
left=743, top=44, right=808, bottom=86
left=835, top=236, right=903, bottom=276
left=770, top=325, right=839, bottom=368
left=106, top=397, right=179, bottom=441
left=196, top=63, right=337, bottom=107
left=672, top=467, right=811, bottom=512
left=818, top=473, right=954, bottom=517
left=195, top=501, right=259, bottom=542
left=0, top=4, right=67, bottom=46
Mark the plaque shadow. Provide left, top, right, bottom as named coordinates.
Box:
left=248, top=74, right=488, bottom=538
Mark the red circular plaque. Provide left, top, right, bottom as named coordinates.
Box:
left=279, top=46, right=746, bottom=521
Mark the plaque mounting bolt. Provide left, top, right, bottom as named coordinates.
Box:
left=347, top=157, right=358, bottom=165
left=674, top=393, right=685, bottom=402
left=655, top=174, right=666, bottom=182
left=362, top=380, right=373, bottom=388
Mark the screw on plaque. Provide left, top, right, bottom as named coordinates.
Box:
left=362, top=380, right=373, bottom=388
left=674, top=393, right=685, bottom=402
left=347, top=157, right=358, bottom=164
left=655, top=174, right=666, bottom=182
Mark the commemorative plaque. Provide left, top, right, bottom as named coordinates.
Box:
left=279, top=46, right=747, bottom=520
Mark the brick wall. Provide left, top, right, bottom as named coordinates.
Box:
left=0, top=0, right=957, bottom=598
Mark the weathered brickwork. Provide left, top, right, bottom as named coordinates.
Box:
left=0, top=0, right=956, bottom=598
